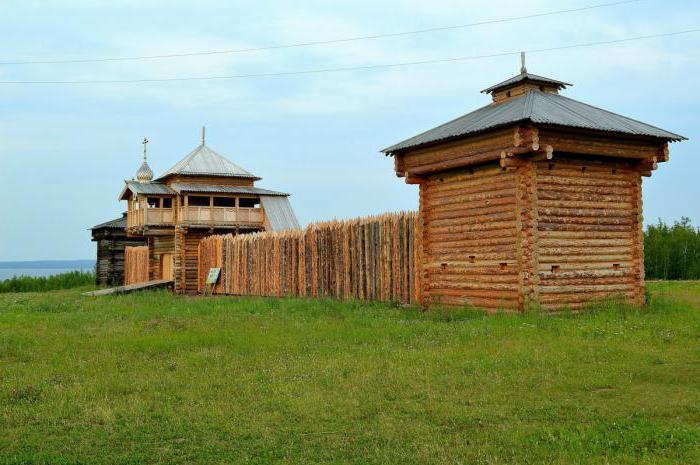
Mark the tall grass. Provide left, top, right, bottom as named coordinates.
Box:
left=0, top=270, right=94, bottom=293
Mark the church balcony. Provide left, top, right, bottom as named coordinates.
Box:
left=178, top=206, right=264, bottom=226
left=127, top=208, right=175, bottom=227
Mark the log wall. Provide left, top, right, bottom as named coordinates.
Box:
left=93, top=229, right=146, bottom=286
left=535, top=157, right=644, bottom=309
left=421, top=165, right=519, bottom=310
left=199, top=212, right=420, bottom=304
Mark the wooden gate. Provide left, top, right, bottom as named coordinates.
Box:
left=125, top=246, right=149, bottom=285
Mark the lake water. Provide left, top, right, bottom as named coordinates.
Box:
left=0, top=267, right=93, bottom=280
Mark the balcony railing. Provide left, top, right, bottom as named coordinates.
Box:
left=178, top=206, right=264, bottom=225
left=127, top=206, right=264, bottom=228
left=127, top=208, right=174, bottom=227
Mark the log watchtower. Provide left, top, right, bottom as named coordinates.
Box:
left=383, top=58, right=685, bottom=311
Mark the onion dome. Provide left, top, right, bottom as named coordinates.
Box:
left=136, top=160, right=154, bottom=183
left=135, top=137, right=154, bottom=183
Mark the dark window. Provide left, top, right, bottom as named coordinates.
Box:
left=146, top=197, right=159, bottom=208
left=239, top=198, right=260, bottom=208
left=214, top=197, right=236, bottom=207
left=188, top=196, right=210, bottom=207
left=162, top=198, right=172, bottom=208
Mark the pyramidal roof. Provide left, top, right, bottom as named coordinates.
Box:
left=481, top=72, right=572, bottom=94
left=156, top=142, right=259, bottom=181
left=384, top=74, right=685, bottom=153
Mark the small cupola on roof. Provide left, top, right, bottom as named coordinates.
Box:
left=482, top=52, right=572, bottom=103
left=135, top=137, right=154, bottom=183
left=155, top=127, right=261, bottom=181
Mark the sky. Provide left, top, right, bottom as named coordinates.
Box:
left=0, top=0, right=697, bottom=261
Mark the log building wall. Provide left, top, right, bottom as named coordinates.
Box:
left=534, top=157, right=644, bottom=310
left=421, top=165, right=519, bottom=309
left=92, top=229, right=146, bottom=286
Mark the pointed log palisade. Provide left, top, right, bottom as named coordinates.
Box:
left=383, top=61, right=686, bottom=311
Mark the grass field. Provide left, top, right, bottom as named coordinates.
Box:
left=1, top=283, right=699, bottom=464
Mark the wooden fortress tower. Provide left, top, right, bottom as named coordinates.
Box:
left=384, top=57, right=685, bottom=311
left=118, top=129, right=300, bottom=294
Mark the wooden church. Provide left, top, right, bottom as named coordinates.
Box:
left=104, top=128, right=300, bottom=293
left=384, top=56, right=685, bottom=311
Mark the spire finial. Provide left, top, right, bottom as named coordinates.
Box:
left=136, top=137, right=154, bottom=183
left=201, top=126, right=206, bottom=145
left=520, top=51, right=527, bottom=74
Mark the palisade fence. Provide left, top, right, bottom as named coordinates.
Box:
left=124, top=246, right=149, bottom=285
left=198, top=211, right=421, bottom=304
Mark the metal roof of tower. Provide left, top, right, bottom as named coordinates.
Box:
left=156, top=127, right=260, bottom=181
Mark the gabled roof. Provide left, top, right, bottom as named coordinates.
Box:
left=383, top=90, right=686, bottom=153
left=170, top=183, right=289, bottom=197
left=92, top=214, right=127, bottom=230
left=481, top=72, right=572, bottom=94
left=118, top=181, right=176, bottom=200
left=156, top=143, right=260, bottom=181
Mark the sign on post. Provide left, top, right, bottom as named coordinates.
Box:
left=204, top=267, right=221, bottom=295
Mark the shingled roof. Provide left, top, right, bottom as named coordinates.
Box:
left=156, top=143, right=260, bottom=181
left=383, top=89, right=686, bottom=153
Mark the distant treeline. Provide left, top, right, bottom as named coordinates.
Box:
left=0, top=271, right=95, bottom=293
left=645, top=218, right=700, bottom=280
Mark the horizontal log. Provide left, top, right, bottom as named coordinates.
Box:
left=538, top=216, right=634, bottom=226
left=426, top=176, right=515, bottom=198
left=539, top=238, right=631, bottom=248
left=537, top=183, right=633, bottom=197
left=538, top=222, right=632, bottom=233
left=537, top=174, right=633, bottom=189
left=539, top=283, right=632, bottom=294
left=424, top=187, right=516, bottom=207
left=539, top=290, right=637, bottom=305
left=538, top=230, right=632, bottom=240
left=539, top=255, right=632, bottom=264
left=428, top=287, right=519, bottom=300
left=407, top=149, right=505, bottom=175
left=428, top=282, right=518, bottom=292
left=538, top=207, right=634, bottom=219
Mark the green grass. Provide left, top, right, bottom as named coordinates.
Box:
left=1, top=283, right=699, bottom=464
left=0, top=271, right=95, bottom=293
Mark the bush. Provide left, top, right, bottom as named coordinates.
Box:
left=0, top=271, right=95, bottom=293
